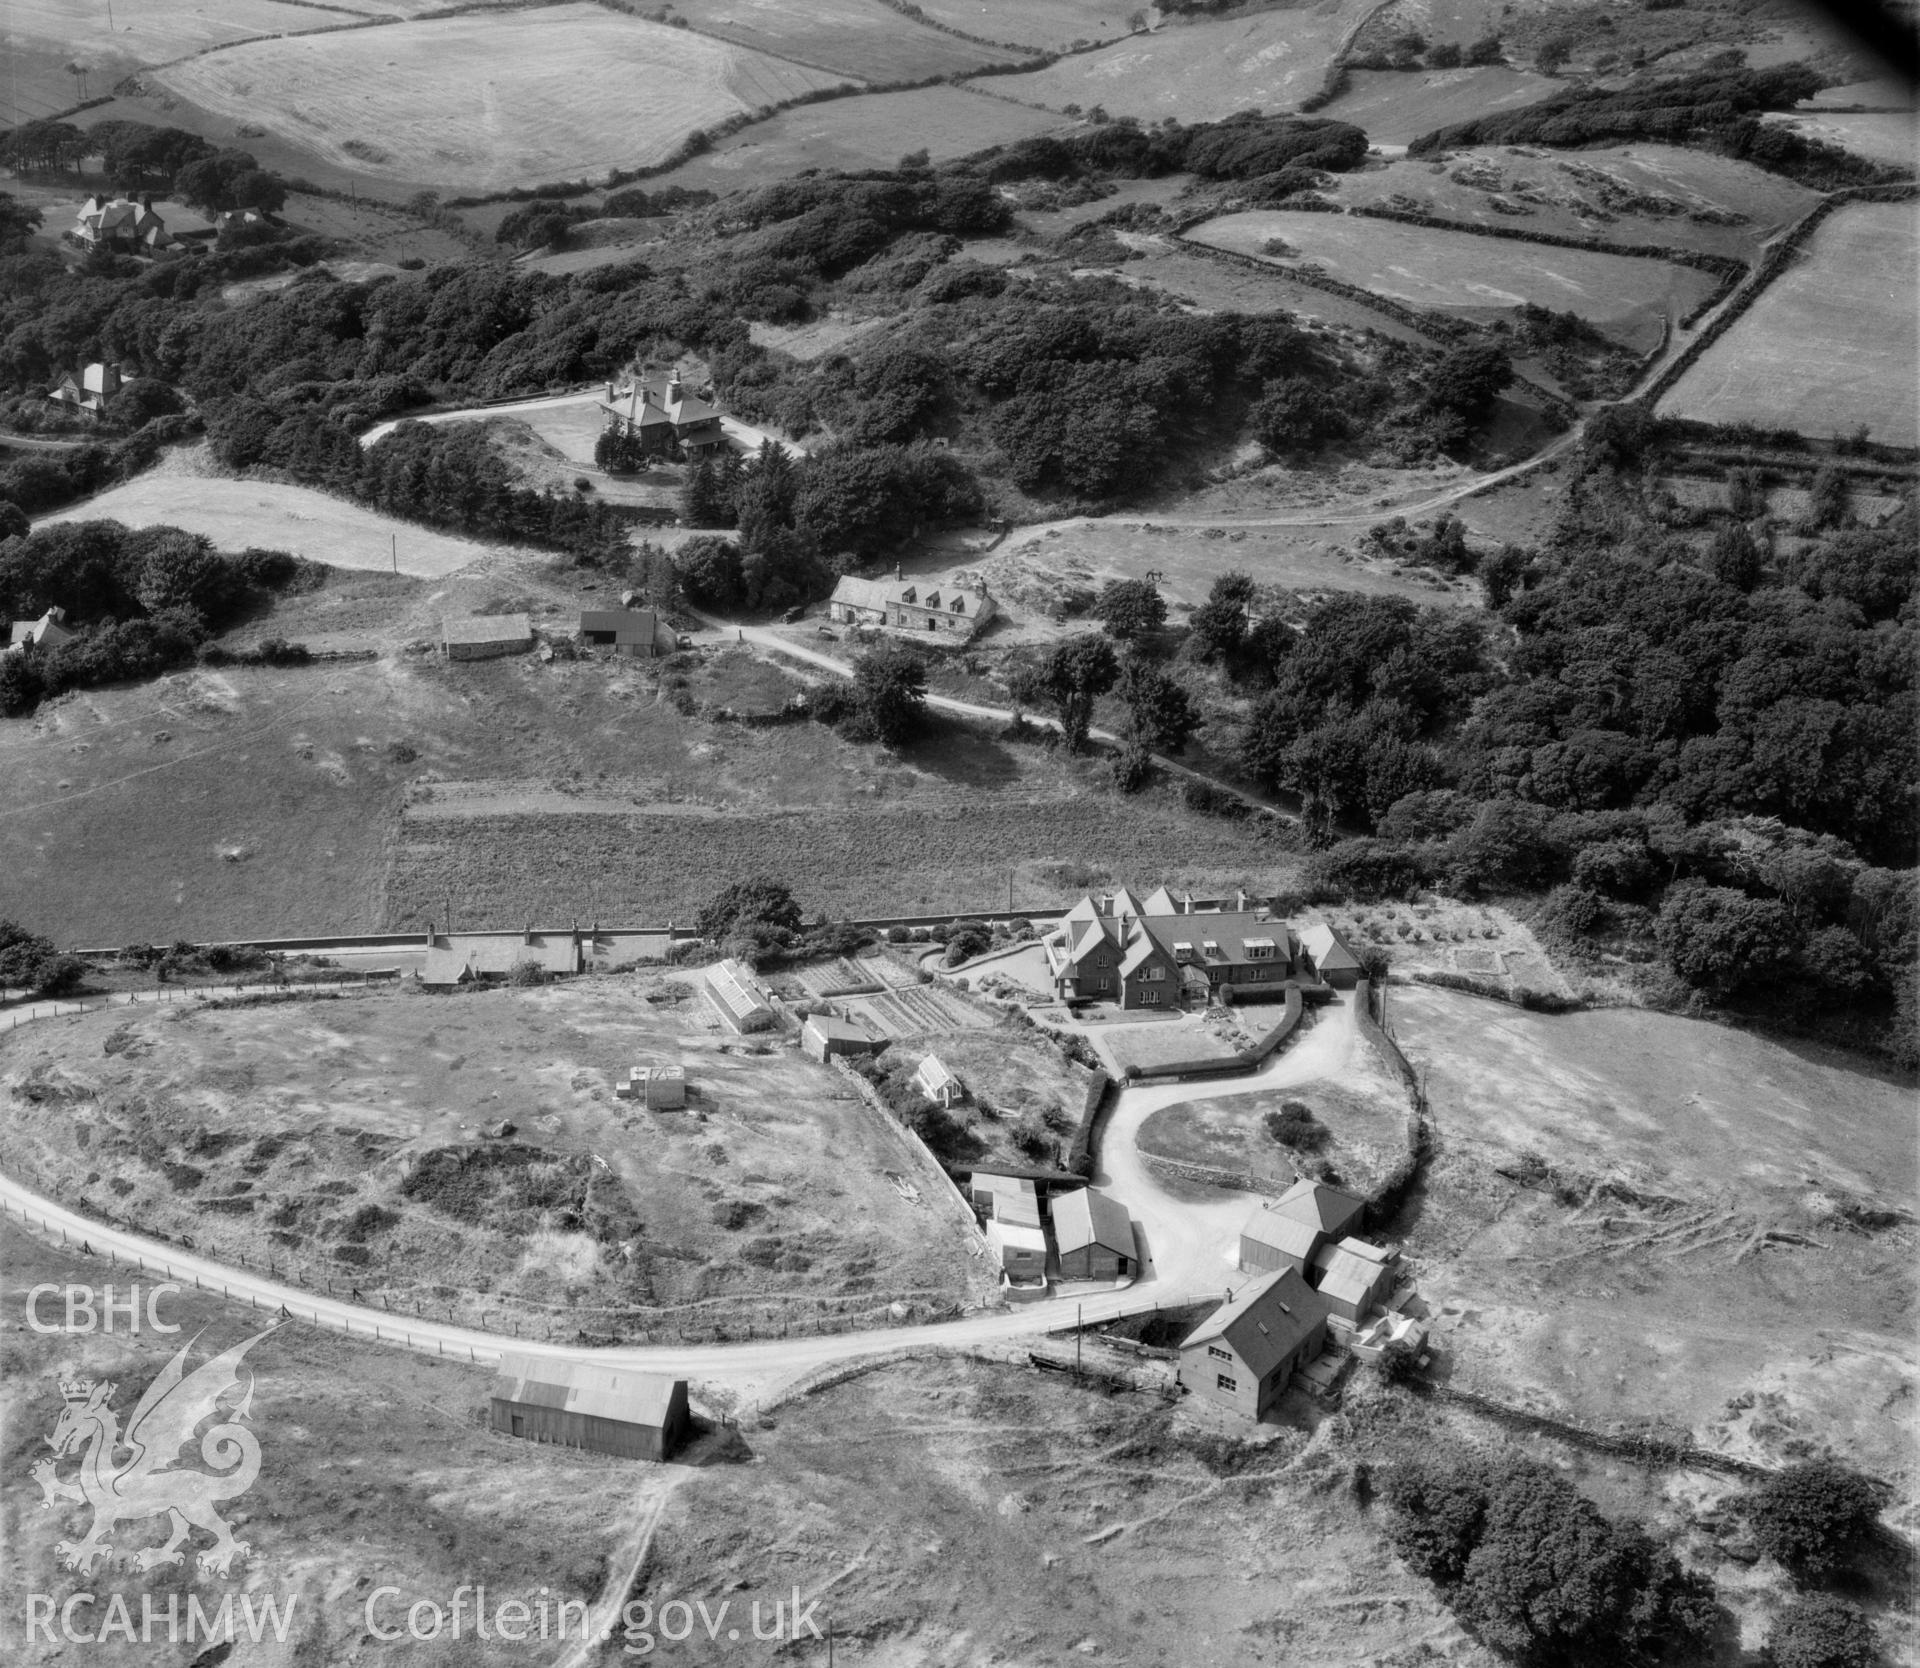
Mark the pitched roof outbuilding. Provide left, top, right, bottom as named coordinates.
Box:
left=1183, top=1267, right=1328, bottom=1380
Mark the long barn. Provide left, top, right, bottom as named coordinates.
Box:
left=489, top=1356, right=691, bottom=1462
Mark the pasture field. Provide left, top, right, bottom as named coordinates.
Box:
left=651, top=84, right=1065, bottom=189
left=1315, top=64, right=1557, bottom=145
left=1190, top=209, right=1719, bottom=349
left=2, top=0, right=329, bottom=67
left=1659, top=200, right=1920, bottom=447
left=667, top=0, right=1024, bottom=79
left=911, top=0, right=1137, bottom=52
left=0, top=979, right=985, bottom=1336
left=156, top=5, right=854, bottom=194
left=970, top=0, right=1375, bottom=121
left=1, top=1224, right=651, bottom=1668
left=1323, top=144, right=1821, bottom=265
left=41, top=473, right=498, bottom=578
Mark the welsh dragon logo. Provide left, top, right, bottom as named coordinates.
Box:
left=30, top=1325, right=275, bottom=1578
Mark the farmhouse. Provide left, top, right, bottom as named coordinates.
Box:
left=421, top=928, right=587, bottom=986
left=1053, top=1186, right=1136, bottom=1281
left=48, top=363, right=130, bottom=417
left=71, top=195, right=170, bottom=254
left=599, top=368, right=727, bottom=459
left=441, top=613, right=533, bottom=660
left=577, top=607, right=676, bottom=658
left=1176, top=1267, right=1329, bottom=1421
left=801, top=1013, right=878, bottom=1061
left=827, top=572, right=997, bottom=641
left=5, top=608, right=74, bottom=656
left=490, top=1355, right=690, bottom=1461
left=705, top=958, right=775, bottom=1033
left=915, top=1053, right=963, bottom=1106
left=1044, top=887, right=1317, bottom=1009
left=1299, top=921, right=1364, bottom=989
left=1238, top=1180, right=1365, bottom=1276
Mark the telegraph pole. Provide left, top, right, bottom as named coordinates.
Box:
left=391, top=533, right=397, bottom=573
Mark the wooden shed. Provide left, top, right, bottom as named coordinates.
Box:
left=1053, top=1186, right=1135, bottom=1281
left=489, top=1355, right=690, bottom=1461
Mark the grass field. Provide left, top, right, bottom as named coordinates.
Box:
left=1761, top=108, right=1918, bottom=169
left=1323, top=143, right=1821, bottom=265
left=0, top=980, right=985, bottom=1332
left=1191, top=209, right=1719, bottom=349
left=41, top=474, right=498, bottom=578
left=912, top=0, right=1137, bottom=52
left=1138, top=1055, right=1409, bottom=1196
left=2, top=1223, right=654, bottom=1668
left=971, top=0, right=1377, bottom=120
left=651, top=83, right=1064, bottom=189
left=1316, top=64, right=1558, bottom=145
left=3, top=0, right=329, bottom=67
left=156, top=4, right=855, bottom=193
left=667, top=0, right=1024, bottom=78
left=1659, top=200, right=1920, bottom=447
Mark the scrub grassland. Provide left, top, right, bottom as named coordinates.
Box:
left=155, top=5, right=854, bottom=193
left=0, top=980, right=989, bottom=1338
left=663, top=0, right=1027, bottom=81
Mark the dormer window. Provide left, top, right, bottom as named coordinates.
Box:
left=1246, top=937, right=1276, bottom=961
left=1202, top=940, right=1221, bottom=958
left=1173, top=941, right=1193, bottom=962
left=900, top=587, right=916, bottom=605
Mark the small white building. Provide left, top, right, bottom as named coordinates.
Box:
left=615, top=1065, right=686, bottom=1108
left=915, top=1054, right=962, bottom=1107
left=986, top=1217, right=1047, bottom=1284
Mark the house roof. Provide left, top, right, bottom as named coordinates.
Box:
left=1182, top=1266, right=1328, bottom=1380
left=1240, top=1204, right=1323, bottom=1261
left=1299, top=921, right=1363, bottom=974
left=442, top=612, right=532, bottom=647
left=706, top=958, right=771, bottom=1023
left=1118, top=927, right=1168, bottom=977
left=578, top=608, right=669, bottom=647
left=492, top=1354, right=684, bottom=1426
left=829, top=576, right=895, bottom=614
left=803, top=1014, right=870, bottom=1045
left=986, top=1217, right=1047, bottom=1254
left=1053, top=1187, right=1133, bottom=1258
left=8, top=611, right=73, bottom=650
left=1316, top=1238, right=1395, bottom=1311
left=1272, top=1178, right=1365, bottom=1236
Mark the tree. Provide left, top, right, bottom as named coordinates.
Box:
left=1093, top=578, right=1166, bottom=642
left=1465, top=33, right=1504, bottom=65
left=695, top=877, right=803, bottom=942
left=850, top=641, right=927, bottom=747
left=175, top=150, right=287, bottom=216
left=1426, top=342, right=1514, bottom=427
left=1655, top=881, right=1796, bottom=995
left=1708, top=523, right=1762, bottom=591
left=1041, top=634, right=1119, bottom=752
left=0, top=193, right=43, bottom=253
left=673, top=536, right=744, bottom=609
left=0, top=921, right=83, bottom=995
left=1746, top=1461, right=1883, bottom=1577
left=1189, top=570, right=1253, bottom=658
left=1767, top=1595, right=1879, bottom=1668
left=1117, top=657, right=1197, bottom=752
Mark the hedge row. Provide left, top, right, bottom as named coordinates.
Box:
left=1640, top=182, right=1920, bottom=411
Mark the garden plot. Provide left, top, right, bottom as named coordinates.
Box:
left=156, top=4, right=854, bottom=193
left=0, top=979, right=982, bottom=1338
left=1191, top=210, right=1720, bottom=350
left=1659, top=199, right=1920, bottom=447
left=845, top=980, right=995, bottom=1039
left=971, top=0, right=1376, bottom=121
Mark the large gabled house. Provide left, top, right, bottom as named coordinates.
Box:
left=599, top=368, right=727, bottom=460
left=1042, top=887, right=1308, bottom=1009
left=1176, top=1266, right=1329, bottom=1421
left=48, top=362, right=129, bottom=417
left=827, top=572, right=997, bottom=642
left=71, top=195, right=170, bottom=254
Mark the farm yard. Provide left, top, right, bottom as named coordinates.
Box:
left=968, top=0, right=1377, bottom=121
left=1320, top=144, right=1822, bottom=265
left=1658, top=199, right=1920, bottom=446
left=1189, top=210, right=1721, bottom=350
left=650, top=84, right=1065, bottom=190
left=154, top=5, right=855, bottom=194
left=664, top=0, right=1025, bottom=80
left=0, top=978, right=988, bottom=1338
left=40, top=473, right=498, bottom=578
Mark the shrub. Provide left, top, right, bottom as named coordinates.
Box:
left=1264, top=1100, right=1329, bottom=1152
left=1766, top=1596, right=1879, bottom=1668
left=1747, top=1461, right=1883, bottom=1577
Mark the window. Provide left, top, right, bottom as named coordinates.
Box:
left=1139, top=965, right=1165, bottom=981
left=1251, top=966, right=1268, bottom=981
left=1141, top=990, right=1161, bottom=1006
left=1207, top=1345, right=1232, bottom=1362
left=1215, top=1374, right=1238, bottom=1393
